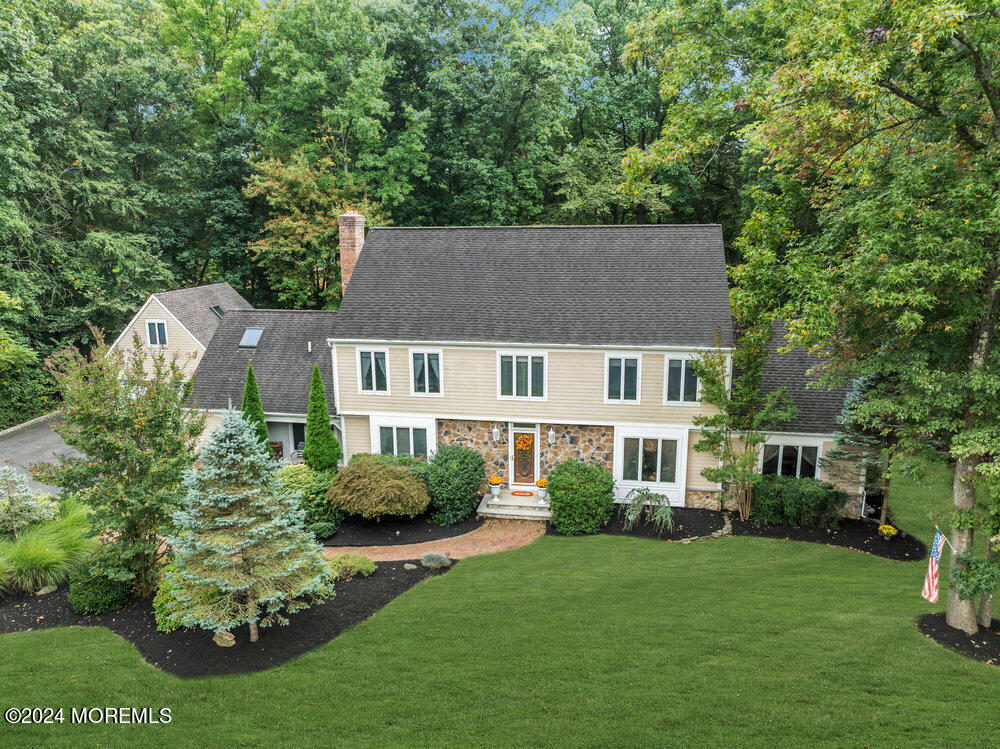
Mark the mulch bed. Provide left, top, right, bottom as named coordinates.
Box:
left=0, top=561, right=446, bottom=678
left=729, top=516, right=926, bottom=561
left=322, top=513, right=483, bottom=547
left=548, top=507, right=925, bottom=561
left=917, top=613, right=1000, bottom=667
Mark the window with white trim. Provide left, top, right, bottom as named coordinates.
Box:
left=621, top=436, right=678, bottom=484
left=146, top=320, right=167, bottom=347
left=498, top=352, right=545, bottom=398
left=411, top=350, right=441, bottom=395
left=358, top=350, right=388, bottom=392
left=664, top=358, right=698, bottom=403
left=607, top=356, right=640, bottom=402
left=379, top=426, right=428, bottom=457
left=761, top=443, right=819, bottom=479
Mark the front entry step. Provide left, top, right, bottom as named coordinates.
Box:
left=477, top=492, right=551, bottom=521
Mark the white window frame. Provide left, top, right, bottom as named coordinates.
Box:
left=758, top=435, right=825, bottom=479
left=612, top=424, right=689, bottom=506
left=146, top=319, right=168, bottom=347
left=408, top=348, right=444, bottom=397
left=663, top=355, right=701, bottom=405
left=496, top=350, right=547, bottom=401
left=369, top=414, right=437, bottom=457
left=356, top=347, right=391, bottom=395
left=604, top=353, right=643, bottom=404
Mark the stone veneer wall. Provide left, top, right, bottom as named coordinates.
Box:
left=538, top=424, right=614, bottom=476
left=437, top=419, right=509, bottom=480
left=684, top=487, right=863, bottom=518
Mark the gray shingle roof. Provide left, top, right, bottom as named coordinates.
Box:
left=154, top=282, right=253, bottom=346
left=190, top=309, right=337, bottom=415
left=334, top=225, right=734, bottom=348
left=763, top=321, right=849, bottom=435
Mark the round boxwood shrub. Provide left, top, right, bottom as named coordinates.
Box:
left=548, top=459, right=615, bottom=535
left=427, top=445, right=485, bottom=525
left=326, top=460, right=430, bottom=519
left=751, top=475, right=848, bottom=528
left=67, top=568, right=133, bottom=615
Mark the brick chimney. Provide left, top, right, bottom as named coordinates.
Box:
left=337, top=212, right=365, bottom=290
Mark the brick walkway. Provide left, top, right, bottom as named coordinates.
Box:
left=323, top=518, right=546, bottom=562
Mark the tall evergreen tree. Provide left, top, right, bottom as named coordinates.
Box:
left=166, top=410, right=334, bottom=644
left=241, top=362, right=268, bottom=445
left=303, top=363, right=342, bottom=471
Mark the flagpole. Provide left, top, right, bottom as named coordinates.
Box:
left=934, top=525, right=956, bottom=552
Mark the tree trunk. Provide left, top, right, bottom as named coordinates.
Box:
left=947, top=245, right=1000, bottom=634
left=978, top=537, right=997, bottom=628
left=249, top=620, right=259, bottom=643
left=947, top=457, right=979, bottom=634
left=878, top=453, right=891, bottom=526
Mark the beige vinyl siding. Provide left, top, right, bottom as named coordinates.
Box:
left=337, top=345, right=718, bottom=425
left=341, top=415, right=372, bottom=461
left=115, top=298, right=203, bottom=377
left=686, top=432, right=719, bottom=490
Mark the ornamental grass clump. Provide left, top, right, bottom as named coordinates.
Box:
left=419, top=552, right=451, bottom=569
left=327, top=460, right=430, bottom=519
left=164, top=410, right=334, bottom=644
left=326, top=552, right=376, bottom=581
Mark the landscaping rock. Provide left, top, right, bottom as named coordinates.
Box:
left=403, top=563, right=417, bottom=570
left=35, top=585, right=57, bottom=596
left=213, top=630, right=236, bottom=647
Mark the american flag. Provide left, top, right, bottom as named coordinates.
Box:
left=922, top=530, right=947, bottom=603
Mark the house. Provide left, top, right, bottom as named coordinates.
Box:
left=190, top=309, right=339, bottom=460
left=109, top=282, right=252, bottom=377
left=324, top=214, right=860, bottom=519
left=122, top=215, right=860, bottom=519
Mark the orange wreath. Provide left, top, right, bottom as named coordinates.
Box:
left=514, top=434, right=534, bottom=452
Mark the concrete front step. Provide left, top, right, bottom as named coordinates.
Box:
left=479, top=505, right=551, bottom=521
left=477, top=493, right=551, bottom=521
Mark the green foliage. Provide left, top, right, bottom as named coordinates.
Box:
left=31, top=329, right=204, bottom=594
left=166, top=410, right=333, bottom=639
left=419, top=552, right=451, bottom=570
left=153, top=561, right=185, bottom=633
left=327, top=460, right=430, bottom=520
left=326, top=552, right=376, bottom=581
left=621, top=488, right=675, bottom=536
left=67, top=566, right=134, bottom=615
left=427, top=445, right=485, bottom=526
left=349, top=452, right=429, bottom=484
left=547, top=460, right=615, bottom=535
left=275, top=464, right=342, bottom=529
left=240, top=362, right=269, bottom=445
left=950, top=553, right=1000, bottom=603
left=751, top=476, right=849, bottom=529
left=306, top=522, right=339, bottom=541
left=0, top=519, right=94, bottom=594
left=0, top=466, right=58, bottom=537
left=303, top=364, right=342, bottom=471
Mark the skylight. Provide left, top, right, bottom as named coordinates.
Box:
left=239, top=328, right=263, bottom=348
left=210, top=305, right=225, bottom=318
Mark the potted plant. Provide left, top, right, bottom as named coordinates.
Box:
left=535, top=478, right=548, bottom=502
left=878, top=524, right=898, bottom=541
left=487, top=475, right=503, bottom=497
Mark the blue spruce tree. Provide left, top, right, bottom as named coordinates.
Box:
left=165, top=410, right=334, bottom=644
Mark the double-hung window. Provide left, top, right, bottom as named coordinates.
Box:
left=761, top=442, right=819, bottom=479
left=606, top=355, right=640, bottom=402
left=358, top=349, right=388, bottom=393
left=146, top=320, right=168, bottom=347
left=664, top=358, right=698, bottom=403
left=499, top=352, right=545, bottom=399
left=410, top=350, right=442, bottom=395
left=379, top=426, right=429, bottom=457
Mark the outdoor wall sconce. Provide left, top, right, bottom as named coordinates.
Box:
left=492, top=426, right=501, bottom=441
left=547, top=427, right=556, bottom=443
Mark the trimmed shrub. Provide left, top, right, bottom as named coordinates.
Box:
left=427, top=445, right=485, bottom=525
left=303, top=363, right=343, bottom=470
left=307, top=521, right=339, bottom=540
left=349, top=452, right=429, bottom=484
left=420, top=552, right=451, bottom=569
left=276, top=464, right=343, bottom=531
left=67, top=567, right=134, bottom=614
left=328, top=460, right=430, bottom=519
left=751, top=475, right=849, bottom=527
left=548, top=460, right=615, bottom=535
left=327, top=552, right=376, bottom=581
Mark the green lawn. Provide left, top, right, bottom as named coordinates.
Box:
left=2, top=529, right=998, bottom=747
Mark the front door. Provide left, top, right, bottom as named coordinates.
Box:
left=512, top=429, right=536, bottom=484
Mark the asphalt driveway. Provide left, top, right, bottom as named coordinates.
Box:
left=0, top=417, right=76, bottom=493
